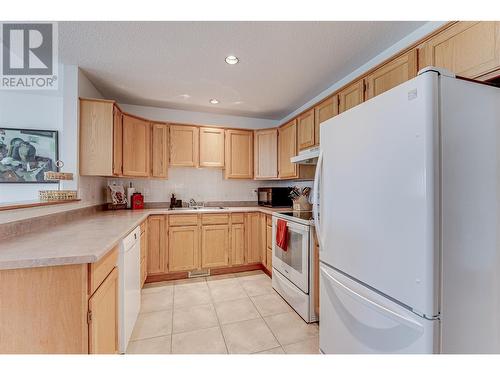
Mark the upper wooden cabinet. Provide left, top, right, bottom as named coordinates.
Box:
left=297, top=109, right=315, bottom=151
left=170, top=125, right=199, bottom=167
left=112, top=106, right=123, bottom=176
left=224, top=129, right=253, bottom=179
left=199, top=127, right=225, bottom=168
left=419, top=22, right=500, bottom=80
left=122, top=114, right=151, bottom=177
left=339, top=79, right=365, bottom=113
left=314, top=95, right=338, bottom=145
left=278, top=120, right=297, bottom=179
left=365, top=50, right=418, bottom=100
left=254, top=128, right=278, bottom=180
left=151, top=123, right=169, bottom=178
left=80, top=98, right=120, bottom=176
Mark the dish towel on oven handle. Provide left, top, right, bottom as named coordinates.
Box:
left=276, top=219, right=288, bottom=251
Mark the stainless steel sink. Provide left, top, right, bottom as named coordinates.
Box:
left=170, top=206, right=226, bottom=211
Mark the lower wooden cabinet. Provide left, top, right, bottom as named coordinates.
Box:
left=266, top=249, right=273, bottom=272
left=147, top=216, right=167, bottom=275
left=169, top=225, right=200, bottom=272
left=230, top=222, right=245, bottom=266
left=140, top=221, right=147, bottom=287
left=201, top=224, right=229, bottom=268
left=88, top=267, right=119, bottom=354
left=259, top=213, right=267, bottom=268
left=245, top=213, right=262, bottom=264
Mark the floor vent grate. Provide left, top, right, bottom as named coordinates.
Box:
left=188, top=269, right=210, bottom=278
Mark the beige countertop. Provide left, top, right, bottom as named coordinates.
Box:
left=0, top=206, right=288, bottom=270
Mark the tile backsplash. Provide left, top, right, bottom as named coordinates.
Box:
left=105, top=167, right=313, bottom=204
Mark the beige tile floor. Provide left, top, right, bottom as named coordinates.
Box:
left=127, top=270, right=319, bottom=354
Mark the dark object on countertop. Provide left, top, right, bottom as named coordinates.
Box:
left=107, top=203, right=127, bottom=210
left=174, top=199, right=182, bottom=208
left=170, top=193, right=176, bottom=209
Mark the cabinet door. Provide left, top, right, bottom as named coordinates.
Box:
left=245, top=213, right=261, bottom=264
left=259, top=213, right=267, bottom=268
left=140, top=223, right=147, bottom=286
left=88, top=267, right=118, bottom=354
left=254, top=128, right=278, bottom=179
left=151, top=123, right=169, bottom=178
left=297, top=109, right=315, bottom=151
left=338, top=79, right=364, bottom=113
left=147, top=216, right=167, bottom=275
left=122, top=114, right=151, bottom=177
left=79, top=99, right=114, bottom=176
left=169, top=226, right=200, bottom=272
left=224, top=129, right=253, bottom=179
left=365, top=50, right=418, bottom=100
left=201, top=224, right=229, bottom=268
left=199, top=127, right=225, bottom=167
left=112, top=105, right=123, bottom=176
left=314, top=95, right=338, bottom=146
left=230, top=223, right=245, bottom=266
left=278, top=120, right=298, bottom=179
left=419, top=21, right=500, bottom=79
left=170, top=125, right=199, bottom=167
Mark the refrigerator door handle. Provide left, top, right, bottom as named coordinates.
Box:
left=321, top=267, right=424, bottom=333
left=312, top=151, right=323, bottom=249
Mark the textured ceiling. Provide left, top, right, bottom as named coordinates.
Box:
left=58, top=21, right=426, bottom=119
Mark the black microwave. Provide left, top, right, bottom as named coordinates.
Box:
left=258, top=187, right=292, bottom=207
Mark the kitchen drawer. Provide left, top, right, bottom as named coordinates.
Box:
left=169, top=214, right=198, bottom=226
left=266, top=215, right=272, bottom=226
left=89, top=246, right=118, bottom=295
left=267, top=249, right=272, bottom=271
left=201, top=213, right=230, bottom=225
left=266, top=225, right=272, bottom=249
left=231, top=213, right=245, bottom=224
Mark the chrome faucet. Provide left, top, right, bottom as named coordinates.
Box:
left=189, top=198, right=197, bottom=207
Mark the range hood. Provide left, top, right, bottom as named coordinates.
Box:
left=291, top=146, right=320, bottom=164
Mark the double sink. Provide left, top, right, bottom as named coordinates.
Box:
left=169, top=206, right=227, bottom=211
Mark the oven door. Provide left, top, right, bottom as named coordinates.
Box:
left=272, top=216, right=310, bottom=293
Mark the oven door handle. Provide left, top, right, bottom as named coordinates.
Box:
left=312, top=151, right=323, bottom=249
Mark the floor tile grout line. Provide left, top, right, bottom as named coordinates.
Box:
left=207, top=278, right=230, bottom=354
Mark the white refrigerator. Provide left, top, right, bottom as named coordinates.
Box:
left=313, top=67, right=500, bottom=354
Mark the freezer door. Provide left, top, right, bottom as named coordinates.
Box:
left=320, top=264, right=438, bottom=354
left=319, top=72, right=439, bottom=317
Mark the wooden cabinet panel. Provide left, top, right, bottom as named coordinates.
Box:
left=88, top=267, right=118, bottom=354
left=0, top=264, right=88, bottom=354
left=254, top=128, right=278, bottom=179
left=168, top=226, right=200, bottom=272
left=419, top=21, right=500, bottom=79
left=259, top=213, right=267, bottom=268
left=314, top=95, right=338, bottom=146
left=147, top=216, right=167, bottom=275
left=339, top=79, right=364, bottom=113
left=278, top=120, right=298, bottom=179
left=201, top=224, right=229, bottom=268
left=169, top=214, right=198, bottom=226
left=245, top=213, right=261, bottom=264
left=297, top=109, right=315, bottom=151
left=88, top=246, right=118, bottom=295
left=122, top=114, right=151, bottom=177
left=225, top=129, right=253, bottom=179
left=266, top=224, right=272, bottom=250
left=231, top=213, right=245, bottom=224
left=230, top=223, right=245, bottom=266
left=201, top=214, right=229, bottom=225
left=79, top=99, right=115, bottom=176
left=266, top=249, right=272, bottom=272
left=366, top=50, right=418, bottom=100
left=140, top=223, right=147, bottom=287
left=199, top=127, right=225, bottom=167
left=112, top=105, right=123, bottom=176
left=170, top=125, right=199, bottom=167
left=151, top=123, right=169, bottom=178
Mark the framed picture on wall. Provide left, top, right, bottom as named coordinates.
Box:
left=0, top=128, right=59, bottom=183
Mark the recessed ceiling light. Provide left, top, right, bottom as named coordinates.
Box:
left=209, top=98, right=219, bottom=104
left=225, top=55, right=239, bottom=65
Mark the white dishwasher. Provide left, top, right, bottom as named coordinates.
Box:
left=119, top=226, right=141, bottom=353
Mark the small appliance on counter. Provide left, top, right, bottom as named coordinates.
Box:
left=257, top=187, right=292, bottom=207
left=289, top=186, right=312, bottom=211
left=131, top=192, right=144, bottom=210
